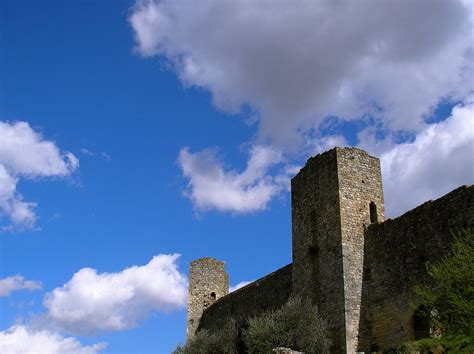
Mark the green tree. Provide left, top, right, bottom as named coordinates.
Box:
left=243, top=297, right=331, bottom=354
left=399, top=229, right=474, bottom=353
left=414, top=229, right=474, bottom=335
left=173, top=319, right=238, bottom=354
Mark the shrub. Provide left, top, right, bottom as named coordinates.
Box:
left=399, top=229, right=474, bottom=353
left=398, top=333, right=474, bottom=354
left=243, top=297, right=331, bottom=354
left=413, top=229, right=474, bottom=335
left=173, top=319, right=238, bottom=354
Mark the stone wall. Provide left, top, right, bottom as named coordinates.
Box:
left=291, top=147, right=384, bottom=353
left=291, top=148, right=346, bottom=352
left=337, top=148, right=385, bottom=353
left=198, top=264, right=292, bottom=332
left=185, top=146, right=473, bottom=354
left=187, top=258, right=229, bottom=340
left=362, top=185, right=474, bottom=352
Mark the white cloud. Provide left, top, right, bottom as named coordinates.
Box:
left=0, top=122, right=78, bottom=177
left=131, top=0, right=474, bottom=215
left=0, top=121, right=78, bottom=229
left=178, top=145, right=283, bottom=213
left=43, top=254, right=187, bottom=334
left=0, top=275, right=43, bottom=297
left=130, top=0, right=473, bottom=145
left=229, top=280, right=253, bottom=292
left=362, top=100, right=474, bottom=217
left=0, top=325, right=106, bottom=354
left=307, top=134, right=348, bottom=156
left=0, top=166, right=37, bottom=229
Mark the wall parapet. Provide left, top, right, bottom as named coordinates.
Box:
left=198, top=264, right=293, bottom=332
left=361, top=185, right=473, bottom=352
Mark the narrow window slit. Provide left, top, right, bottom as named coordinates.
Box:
left=370, top=202, right=378, bottom=223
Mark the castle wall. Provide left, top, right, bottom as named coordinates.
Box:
left=291, top=148, right=346, bottom=352
left=198, top=264, right=292, bottom=332
left=187, top=258, right=229, bottom=340
left=185, top=146, right=473, bottom=354
left=362, top=185, right=474, bottom=352
left=337, top=148, right=385, bottom=353
left=292, top=147, right=384, bottom=353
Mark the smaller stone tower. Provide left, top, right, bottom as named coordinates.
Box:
left=186, top=257, right=229, bottom=341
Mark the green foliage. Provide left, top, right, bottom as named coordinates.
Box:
left=398, top=333, right=474, bottom=354
left=413, top=229, right=474, bottom=336
left=173, top=319, right=238, bottom=354
left=400, top=229, right=474, bottom=353
left=243, top=297, right=331, bottom=354
left=174, top=298, right=331, bottom=353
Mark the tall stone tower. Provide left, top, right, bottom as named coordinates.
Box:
left=186, top=257, right=229, bottom=341
left=291, top=147, right=384, bottom=353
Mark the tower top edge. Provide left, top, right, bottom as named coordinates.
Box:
left=190, top=257, right=226, bottom=266
left=292, top=146, right=379, bottom=179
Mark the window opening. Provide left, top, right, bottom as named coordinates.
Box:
left=413, top=306, right=430, bottom=340
left=370, top=202, right=378, bottom=223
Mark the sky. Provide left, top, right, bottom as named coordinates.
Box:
left=0, top=0, right=473, bottom=353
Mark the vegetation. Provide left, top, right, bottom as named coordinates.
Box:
left=243, top=297, right=331, bottom=354
left=399, top=229, right=474, bottom=353
left=173, top=319, right=238, bottom=354
left=174, top=297, right=331, bottom=354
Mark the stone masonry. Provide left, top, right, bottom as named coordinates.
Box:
left=186, top=147, right=474, bottom=353
left=186, top=257, right=229, bottom=341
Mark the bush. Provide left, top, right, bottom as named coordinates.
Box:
left=398, top=333, right=474, bottom=354
left=399, top=229, right=474, bottom=353
left=173, top=319, right=238, bottom=354
left=413, top=229, right=474, bottom=335
left=243, top=297, right=331, bottom=354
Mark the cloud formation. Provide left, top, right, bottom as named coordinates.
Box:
left=130, top=0, right=473, bottom=144
left=0, top=275, right=43, bottom=297
left=0, top=121, right=78, bottom=230
left=0, top=326, right=106, bottom=354
left=43, top=254, right=187, bottom=334
left=366, top=99, right=474, bottom=217
left=131, top=0, right=474, bottom=216
left=179, top=145, right=284, bottom=213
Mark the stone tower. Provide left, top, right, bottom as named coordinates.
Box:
left=186, top=257, right=229, bottom=341
left=291, top=147, right=384, bottom=353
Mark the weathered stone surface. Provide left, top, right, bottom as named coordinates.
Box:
left=292, top=147, right=384, bottom=353
left=185, top=147, right=473, bottom=354
left=361, top=185, right=474, bottom=352
left=186, top=257, right=228, bottom=341
left=198, top=264, right=292, bottom=332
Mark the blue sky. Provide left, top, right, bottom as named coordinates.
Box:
left=0, top=0, right=473, bottom=353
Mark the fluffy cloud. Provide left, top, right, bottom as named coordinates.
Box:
left=131, top=0, right=473, bottom=216
left=0, top=326, right=106, bottom=354
left=178, top=145, right=283, bottom=213
left=0, top=275, right=42, bottom=297
left=0, top=121, right=78, bottom=230
left=362, top=100, right=474, bottom=217
left=0, top=122, right=78, bottom=177
left=43, top=254, right=187, bottom=334
left=0, top=166, right=36, bottom=229
left=130, top=0, right=473, bottom=145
